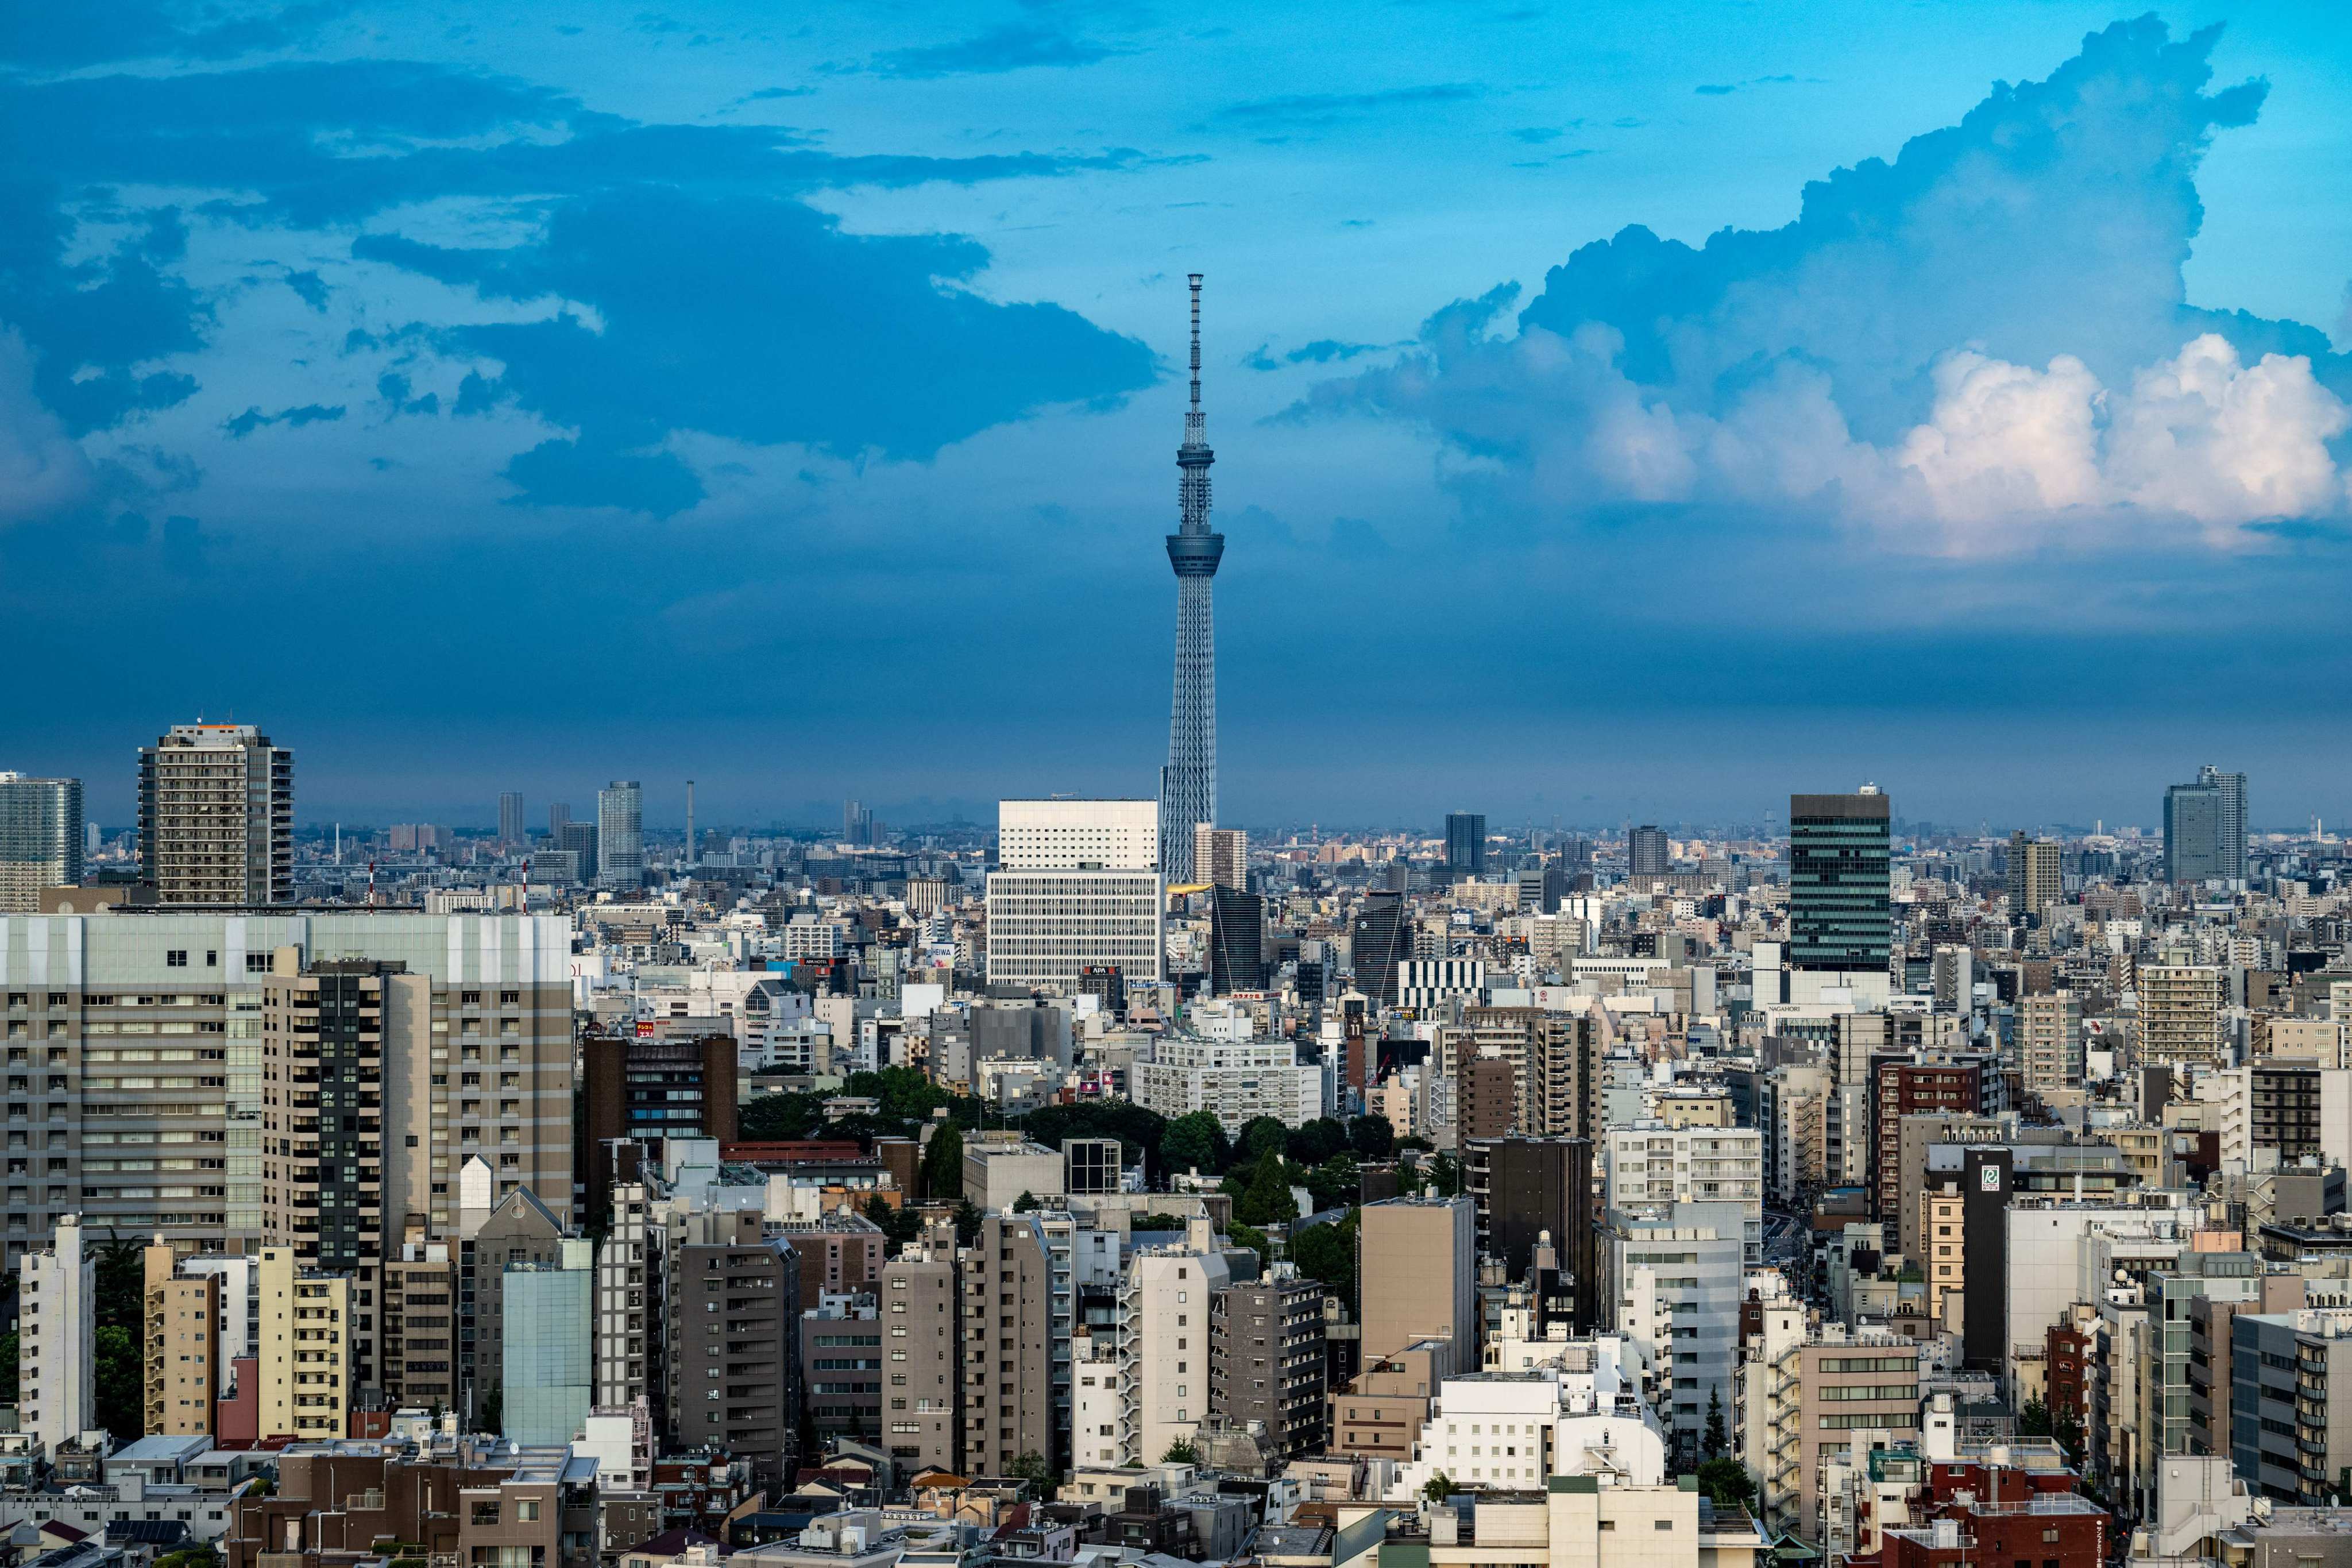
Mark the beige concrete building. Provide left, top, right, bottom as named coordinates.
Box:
left=144, top=1240, right=220, bottom=1436
left=1360, top=1197, right=1477, bottom=1368
left=379, top=1241, right=457, bottom=1412
left=137, top=723, right=292, bottom=906
left=1652, top=1087, right=1734, bottom=1129
left=0, top=911, right=575, bottom=1265
left=2142, top=965, right=2227, bottom=1068
left=960, top=1212, right=1054, bottom=1476
left=2009, top=833, right=2063, bottom=924
left=1396, top=1478, right=1765, bottom=1568
left=1921, top=1177, right=1966, bottom=1331
left=1327, top=1341, right=1451, bottom=1462
left=1743, top=1306, right=1920, bottom=1546
left=2021, top=991, right=2084, bottom=1096
left=259, top=1245, right=348, bottom=1441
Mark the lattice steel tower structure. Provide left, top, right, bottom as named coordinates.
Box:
left=1160, top=273, right=1221, bottom=884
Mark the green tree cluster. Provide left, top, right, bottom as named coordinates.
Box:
left=1159, top=1111, right=1229, bottom=1177
left=1288, top=1209, right=1360, bottom=1312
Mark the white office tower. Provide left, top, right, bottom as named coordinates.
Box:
left=598, top=781, right=644, bottom=890
left=20, top=1214, right=94, bottom=1449
left=986, top=800, right=1163, bottom=992
left=0, top=774, right=82, bottom=912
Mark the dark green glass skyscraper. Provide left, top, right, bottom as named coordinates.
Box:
left=1789, top=789, right=1891, bottom=971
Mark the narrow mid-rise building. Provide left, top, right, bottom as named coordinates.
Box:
left=144, top=1239, right=221, bottom=1436
left=20, top=1213, right=94, bottom=1449
left=258, top=1244, right=348, bottom=1442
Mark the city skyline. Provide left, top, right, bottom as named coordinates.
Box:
left=5, top=5, right=2352, bottom=822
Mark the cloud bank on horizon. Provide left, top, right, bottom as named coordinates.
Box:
left=1315, top=18, right=2352, bottom=555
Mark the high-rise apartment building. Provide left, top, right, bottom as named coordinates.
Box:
left=662, top=1208, right=802, bottom=1486
left=1603, top=1125, right=1765, bottom=1262
left=258, top=1244, right=349, bottom=1442
left=2019, top=991, right=2084, bottom=1096
left=139, top=724, right=293, bottom=905
left=597, top=781, right=644, bottom=890
left=1604, top=1205, right=1744, bottom=1459
left=1359, top=1197, right=1477, bottom=1368
left=498, top=792, right=524, bottom=845
left=145, top=1240, right=221, bottom=1436
left=1209, top=1270, right=1327, bottom=1462
left=1445, top=813, right=1486, bottom=878
left=0, top=910, right=573, bottom=1264
left=1117, top=1236, right=1233, bottom=1465
left=1870, top=1055, right=1999, bottom=1227
left=556, top=820, right=598, bottom=883
left=0, top=774, right=82, bottom=912
left=19, top=1214, right=93, bottom=1450
left=548, top=802, right=571, bottom=835
left=2142, top=964, right=2227, bottom=1068
left=879, top=1227, right=960, bottom=1474
left=1628, top=825, right=1669, bottom=878
left=1193, top=825, right=1246, bottom=891
left=986, top=800, right=1163, bottom=992
left=2007, top=832, right=2062, bottom=922
left=960, top=1214, right=1054, bottom=1477
left=1458, top=1007, right=1598, bottom=1141
left=260, top=957, right=414, bottom=1272
left=1789, top=789, right=1891, bottom=972
left=2203, top=764, right=2247, bottom=880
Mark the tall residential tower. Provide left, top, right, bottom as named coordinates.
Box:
left=138, top=723, right=292, bottom=905
left=1159, top=275, right=1221, bottom=885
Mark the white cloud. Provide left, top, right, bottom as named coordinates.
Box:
left=0, top=330, right=92, bottom=524
left=2106, top=335, right=2350, bottom=528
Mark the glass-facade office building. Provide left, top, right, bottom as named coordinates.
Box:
left=1789, top=790, right=1890, bottom=972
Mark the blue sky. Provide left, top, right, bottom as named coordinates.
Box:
left=4, top=2, right=2350, bottom=833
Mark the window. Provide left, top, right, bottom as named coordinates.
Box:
left=515, top=1500, right=540, bottom=1522
left=167, top=952, right=187, bottom=968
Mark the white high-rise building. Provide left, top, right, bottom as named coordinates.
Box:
left=998, top=799, right=1158, bottom=871
left=986, top=800, right=1163, bottom=992
left=1602, top=1123, right=1765, bottom=1262
left=19, top=1214, right=94, bottom=1449
left=0, top=774, right=82, bottom=913
left=1071, top=1219, right=1225, bottom=1469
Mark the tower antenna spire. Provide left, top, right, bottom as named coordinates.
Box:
left=1161, top=273, right=1222, bottom=883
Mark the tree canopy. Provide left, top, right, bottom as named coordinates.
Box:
left=1159, top=1111, right=1230, bottom=1177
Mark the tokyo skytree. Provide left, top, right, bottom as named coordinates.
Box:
left=1158, top=273, right=1221, bottom=883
